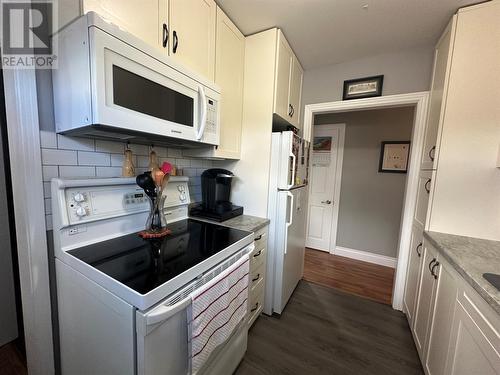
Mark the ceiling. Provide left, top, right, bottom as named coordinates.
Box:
left=216, top=0, right=480, bottom=70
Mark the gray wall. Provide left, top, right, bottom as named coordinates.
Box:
left=0, top=118, right=18, bottom=346
left=315, top=107, right=415, bottom=258
left=302, top=46, right=434, bottom=106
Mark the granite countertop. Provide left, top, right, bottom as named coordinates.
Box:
left=216, top=215, right=270, bottom=233
left=424, top=231, right=500, bottom=315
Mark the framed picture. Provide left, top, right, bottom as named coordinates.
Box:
left=313, top=136, right=332, bottom=152
left=343, top=75, right=384, bottom=100
left=378, top=141, right=411, bottom=173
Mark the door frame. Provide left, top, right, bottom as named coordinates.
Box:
left=305, top=123, right=345, bottom=254
left=3, top=68, right=55, bottom=374
left=303, top=91, right=429, bottom=311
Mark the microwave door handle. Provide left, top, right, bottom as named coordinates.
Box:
left=196, top=85, right=208, bottom=141
left=146, top=295, right=191, bottom=326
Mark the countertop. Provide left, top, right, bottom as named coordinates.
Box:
left=424, top=231, right=500, bottom=315
left=214, top=215, right=270, bottom=233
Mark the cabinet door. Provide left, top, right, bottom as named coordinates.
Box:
left=414, top=170, right=434, bottom=229
left=169, top=0, right=216, bottom=80
left=403, top=226, right=424, bottom=327
left=413, top=243, right=437, bottom=357
left=424, top=259, right=457, bottom=375
left=213, top=7, right=244, bottom=159
left=288, top=56, right=303, bottom=129
left=445, top=299, right=500, bottom=375
left=273, top=31, right=293, bottom=122
left=421, top=16, right=456, bottom=170
left=82, top=0, right=166, bottom=53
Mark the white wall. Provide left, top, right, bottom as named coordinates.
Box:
left=302, top=46, right=434, bottom=106
left=315, top=107, right=415, bottom=258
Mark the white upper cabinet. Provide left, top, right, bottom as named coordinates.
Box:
left=168, top=0, right=216, bottom=81
left=421, top=16, right=456, bottom=170
left=273, top=30, right=303, bottom=131
left=82, top=0, right=165, bottom=53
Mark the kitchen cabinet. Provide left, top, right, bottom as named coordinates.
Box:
left=402, top=225, right=424, bottom=327
left=80, top=0, right=216, bottom=81
left=420, top=16, right=456, bottom=170
left=248, top=227, right=268, bottom=328
left=412, top=242, right=439, bottom=357
left=273, top=30, right=304, bottom=131
left=423, top=255, right=457, bottom=375
left=82, top=0, right=165, bottom=53
left=414, top=170, right=435, bottom=230
left=168, top=0, right=216, bottom=81
left=184, top=6, right=244, bottom=160
left=445, top=286, right=500, bottom=375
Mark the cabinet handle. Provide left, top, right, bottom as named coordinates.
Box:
left=288, top=104, right=293, bottom=117
left=291, top=105, right=295, bottom=117
left=173, top=30, right=179, bottom=53
left=252, top=274, right=260, bottom=282
left=424, top=178, right=431, bottom=194
left=431, top=261, right=440, bottom=279
left=250, top=302, right=259, bottom=312
left=416, top=242, right=422, bottom=257
left=253, top=250, right=262, bottom=258
left=428, top=258, right=436, bottom=274
left=162, top=23, right=169, bottom=48
left=429, top=146, right=436, bottom=162
left=254, top=234, right=263, bottom=241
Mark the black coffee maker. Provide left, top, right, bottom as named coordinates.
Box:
left=190, top=168, right=243, bottom=222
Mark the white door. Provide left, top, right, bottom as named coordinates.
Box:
left=305, top=124, right=345, bottom=252
left=273, top=187, right=307, bottom=314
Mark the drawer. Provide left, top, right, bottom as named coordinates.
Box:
left=253, top=228, right=268, bottom=251
left=247, top=281, right=264, bottom=327
left=249, top=263, right=265, bottom=294
left=250, top=247, right=266, bottom=270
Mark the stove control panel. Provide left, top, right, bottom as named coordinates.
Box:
left=64, top=180, right=190, bottom=225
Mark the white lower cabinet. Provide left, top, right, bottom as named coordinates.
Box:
left=407, top=239, right=500, bottom=374
left=247, top=226, right=268, bottom=328
left=403, top=226, right=424, bottom=327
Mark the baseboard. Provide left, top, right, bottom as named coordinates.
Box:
left=334, top=246, right=397, bottom=268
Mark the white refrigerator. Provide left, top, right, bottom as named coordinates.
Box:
left=265, top=131, right=310, bottom=315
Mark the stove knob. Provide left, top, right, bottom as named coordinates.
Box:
left=75, top=206, right=87, bottom=217
left=74, top=193, right=86, bottom=202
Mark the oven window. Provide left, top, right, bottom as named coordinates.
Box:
left=113, top=65, right=194, bottom=127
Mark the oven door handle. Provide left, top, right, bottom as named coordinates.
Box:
left=146, top=296, right=191, bottom=326
left=196, top=85, right=208, bottom=141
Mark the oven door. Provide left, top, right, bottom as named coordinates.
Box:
left=89, top=26, right=215, bottom=144
left=136, top=295, right=248, bottom=375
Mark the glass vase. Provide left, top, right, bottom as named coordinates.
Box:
left=145, top=190, right=167, bottom=233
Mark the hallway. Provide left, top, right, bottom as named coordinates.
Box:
left=303, top=248, right=395, bottom=305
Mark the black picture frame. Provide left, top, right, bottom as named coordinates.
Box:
left=343, top=75, right=384, bottom=100
left=378, top=141, right=411, bottom=174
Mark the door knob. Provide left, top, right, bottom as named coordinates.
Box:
left=321, top=200, right=332, bottom=204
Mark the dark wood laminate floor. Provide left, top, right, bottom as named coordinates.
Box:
left=303, top=248, right=395, bottom=305
left=235, top=281, right=422, bottom=375
left=0, top=343, right=27, bottom=375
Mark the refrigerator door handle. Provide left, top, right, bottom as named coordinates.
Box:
left=288, top=152, right=296, bottom=190
left=283, top=191, right=294, bottom=255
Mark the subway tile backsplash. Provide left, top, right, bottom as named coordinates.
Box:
left=41, top=130, right=218, bottom=230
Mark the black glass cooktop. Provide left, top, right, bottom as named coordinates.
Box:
left=68, top=219, right=250, bottom=295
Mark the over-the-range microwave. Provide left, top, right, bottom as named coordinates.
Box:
left=52, top=12, right=220, bottom=147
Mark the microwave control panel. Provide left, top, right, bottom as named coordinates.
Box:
left=205, top=98, right=218, bottom=135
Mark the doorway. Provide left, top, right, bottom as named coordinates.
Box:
left=303, top=92, right=429, bottom=310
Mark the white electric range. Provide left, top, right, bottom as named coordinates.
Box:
left=51, top=177, right=254, bottom=375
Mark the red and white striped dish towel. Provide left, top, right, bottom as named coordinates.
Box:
left=189, top=254, right=249, bottom=374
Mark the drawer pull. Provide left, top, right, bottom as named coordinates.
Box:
left=429, top=146, right=436, bottom=162
left=250, top=302, right=259, bottom=312
left=252, top=274, right=260, bottom=282
left=424, top=178, right=431, bottom=194
left=431, top=261, right=440, bottom=279
left=253, top=250, right=262, bottom=258
left=255, top=234, right=263, bottom=241
left=416, top=242, right=422, bottom=257
left=428, top=258, right=436, bottom=274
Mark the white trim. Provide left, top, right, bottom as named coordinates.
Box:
left=3, top=69, right=55, bottom=374
left=335, top=246, right=397, bottom=268
left=328, top=124, right=345, bottom=254
left=303, top=91, right=429, bottom=312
